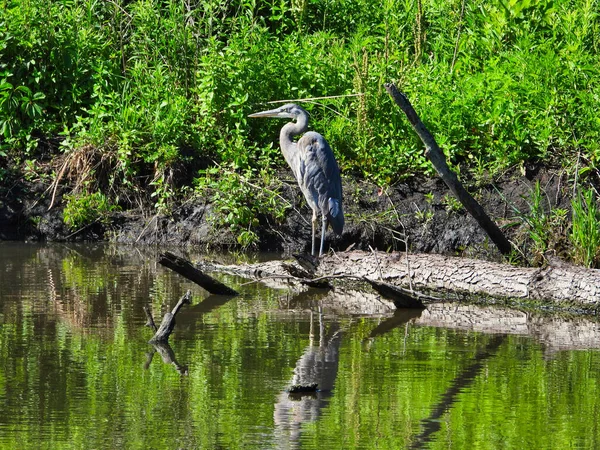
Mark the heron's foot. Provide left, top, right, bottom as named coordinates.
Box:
left=293, top=253, right=320, bottom=273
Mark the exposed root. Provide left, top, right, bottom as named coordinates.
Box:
left=48, top=145, right=118, bottom=210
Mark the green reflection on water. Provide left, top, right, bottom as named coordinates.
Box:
left=0, top=243, right=599, bottom=449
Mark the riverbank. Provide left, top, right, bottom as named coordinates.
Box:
left=3, top=0, right=599, bottom=268
left=0, top=162, right=577, bottom=266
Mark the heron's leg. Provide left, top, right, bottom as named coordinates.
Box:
left=311, top=210, right=318, bottom=256
left=319, top=216, right=327, bottom=257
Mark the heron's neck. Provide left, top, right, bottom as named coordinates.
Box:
left=279, top=115, right=308, bottom=156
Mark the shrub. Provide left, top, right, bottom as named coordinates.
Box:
left=63, top=191, right=120, bottom=231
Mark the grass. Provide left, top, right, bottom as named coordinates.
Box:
left=571, top=188, right=600, bottom=267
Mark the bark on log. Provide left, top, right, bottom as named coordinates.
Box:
left=319, top=251, right=600, bottom=309
left=201, top=251, right=600, bottom=310
left=159, top=251, right=238, bottom=296
left=384, top=83, right=513, bottom=256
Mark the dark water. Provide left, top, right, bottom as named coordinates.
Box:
left=1, top=243, right=600, bottom=449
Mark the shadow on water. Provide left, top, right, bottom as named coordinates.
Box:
left=272, top=303, right=427, bottom=448
left=369, top=308, right=425, bottom=338
left=409, top=335, right=507, bottom=449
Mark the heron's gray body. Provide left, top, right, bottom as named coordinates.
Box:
left=286, top=130, right=344, bottom=236
left=250, top=103, right=344, bottom=256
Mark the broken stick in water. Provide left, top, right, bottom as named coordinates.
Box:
left=147, top=290, right=192, bottom=343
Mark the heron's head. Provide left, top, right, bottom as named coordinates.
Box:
left=248, top=103, right=309, bottom=121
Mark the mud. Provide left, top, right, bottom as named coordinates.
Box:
left=0, top=165, right=573, bottom=260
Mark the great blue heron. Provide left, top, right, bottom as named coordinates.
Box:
left=249, top=103, right=344, bottom=257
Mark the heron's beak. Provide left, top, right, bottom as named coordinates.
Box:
left=248, top=107, right=292, bottom=119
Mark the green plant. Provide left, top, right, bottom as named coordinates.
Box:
left=442, top=194, right=464, bottom=214
left=0, top=80, right=45, bottom=139
left=1, top=0, right=600, bottom=262
left=414, top=206, right=434, bottom=224
left=506, top=181, right=568, bottom=264
left=195, top=166, right=291, bottom=248
left=63, top=191, right=120, bottom=231
left=570, top=188, right=600, bottom=268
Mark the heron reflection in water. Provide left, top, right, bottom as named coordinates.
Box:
left=249, top=103, right=344, bottom=257
left=273, top=307, right=342, bottom=446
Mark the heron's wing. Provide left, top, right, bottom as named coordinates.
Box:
left=301, top=133, right=342, bottom=199
left=298, top=132, right=344, bottom=234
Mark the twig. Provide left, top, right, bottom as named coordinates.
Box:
left=369, top=245, right=384, bottom=280
left=48, top=156, right=71, bottom=210
left=264, top=95, right=363, bottom=123
left=64, top=218, right=101, bottom=239
left=143, top=305, right=158, bottom=332
left=383, top=190, right=413, bottom=290
left=267, top=93, right=364, bottom=104
left=405, top=238, right=414, bottom=292
left=136, top=214, right=159, bottom=243
left=450, top=0, right=467, bottom=75
left=105, top=0, right=132, bottom=19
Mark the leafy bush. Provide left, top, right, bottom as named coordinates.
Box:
left=63, top=192, right=120, bottom=231
left=195, top=166, right=291, bottom=248
left=2, top=0, right=600, bottom=245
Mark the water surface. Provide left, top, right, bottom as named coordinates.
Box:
left=1, top=243, right=599, bottom=449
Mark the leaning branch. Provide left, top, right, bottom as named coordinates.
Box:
left=384, top=83, right=513, bottom=255
left=158, top=251, right=239, bottom=296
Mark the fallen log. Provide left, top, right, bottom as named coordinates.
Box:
left=158, top=251, right=238, bottom=296
left=201, top=250, right=600, bottom=312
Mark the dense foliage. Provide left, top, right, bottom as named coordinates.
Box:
left=1, top=0, right=599, bottom=262
left=2, top=0, right=599, bottom=181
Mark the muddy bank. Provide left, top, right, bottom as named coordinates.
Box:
left=0, top=165, right=572, bottom=260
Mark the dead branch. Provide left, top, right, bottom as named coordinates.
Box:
left=148, top=290, right=192, bottom=343
left=384, top=83, right=513, bottom=255
left=158, top=252, right=238, bottom=296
